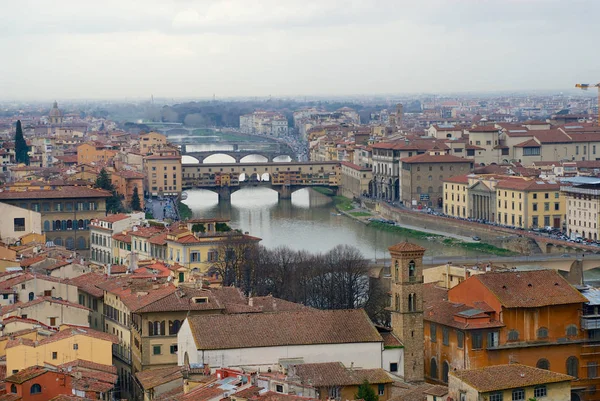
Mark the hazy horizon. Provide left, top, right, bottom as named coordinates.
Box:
left=1, top=0, right=599, bottom=100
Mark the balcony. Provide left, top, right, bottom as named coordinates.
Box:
left=582, top=317, right=600, bottom=330
left=113, top=343, right=131, bottom=364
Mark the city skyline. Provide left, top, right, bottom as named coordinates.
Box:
left=1, top=0, right=599, bottom=100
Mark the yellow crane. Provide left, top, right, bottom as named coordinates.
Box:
left=575, top=83, right=600, bottom=126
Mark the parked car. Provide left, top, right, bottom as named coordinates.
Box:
left=472, top=236, right=481, bottom=241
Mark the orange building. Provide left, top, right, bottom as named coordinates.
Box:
left=424, top=269, right=599, bottom=401
left=77, top=142, right=118, bottom=165
left=139, top=132, right=168, bottom=154
left=111, top=169, right=145, bottom=210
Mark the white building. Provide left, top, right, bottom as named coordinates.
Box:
left=178, top=309, right=387, bottom=372
left=239, top=111, right=289, bottom=137
left=89, top=213, right=143, bottom=266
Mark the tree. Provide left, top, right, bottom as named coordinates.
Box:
left=130, top=186, right=141, bottom=211
left=191, top=223, right=206, bottom=233
left=14, top=120, right=29, bottom=165
left=95, top=168, right=122, bottom=214
left=356, top=380, right=378, bottom=401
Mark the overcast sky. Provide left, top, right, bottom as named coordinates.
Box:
left=1, top=0, right=599, bottom=100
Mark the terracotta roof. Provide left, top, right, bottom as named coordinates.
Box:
left=112, top=232, right=131, bottom=243
left=7, top=327, right=117, bottom=349
left=98, top=213, right=130, bottom=223
left=388, top=242, right=426, bottom=253
left=187, top=309, right=382, bottom=350
left=136, top=366, right=183, bottom=390
left=58, top=359, right=117, bottom=375
left=68, top=272, right=110, bottom=298
left=514, top=138, right=540, bottom=148
left=148, top=233, right=168, bottom=245
left=0, top=186, right=111, bottom=200
left=0, top=394, right=22, bottom=401
left=400, top=153, right=472, bottom=164
left=134, top=288, right=224, bottom=313
left=5, top=365, right=47, bottom=383
left=469, top=126, right=500, bottom=133
left=451, top=364, right=572, bottom=393
left=292, top=362, right=392, bottom=387
left=495, top=179, right=560, bottom=191
left=531, top=129, right=571, bottom=144
left=98, top=278, right=177, bottom=311
left=250, top=391, right=318, bottom=401
left=471, top=270, right=588, bottom=308
left=444, top=174, right=470, bottom=184
left=340, top=161, right=371, bottom=171
left=48, top=395, right=93, bottom=401
left=20, top=255, right=46, bottom=268
left=2, top=296, right=90, bottom=315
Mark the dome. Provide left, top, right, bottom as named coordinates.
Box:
left=49, top=101, right=63, bottom=118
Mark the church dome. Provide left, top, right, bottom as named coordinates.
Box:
left=49, top=101, right=63, bottom=118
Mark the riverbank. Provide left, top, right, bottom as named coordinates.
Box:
left=332, top=195, right=516, bottom=257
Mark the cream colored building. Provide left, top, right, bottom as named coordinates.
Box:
left=423, top=263, right=487, bottom=289
left=340, top=161, right=372, bottom=199
left=140, top=132, right=168, bottom=154
left=0, top=203, right=42, bottom=245
left=144, top=154, right=182, bottom=197
left=562, top=177, right=600, bottom=240
left=1, top=297, right=90, bottom=328
left=449, top=364, right=572, bottom=401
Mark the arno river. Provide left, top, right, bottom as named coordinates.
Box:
left=181, top=152, right=485, bottom=260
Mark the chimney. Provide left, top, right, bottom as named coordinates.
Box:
left=248, top=297, right=253, bottom=307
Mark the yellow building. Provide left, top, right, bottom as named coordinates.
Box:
left=5, top=326, right=117, bottom=375
left=443, top=174, right=470, bottom=218
left=340, top=161, right=372, bottom=199
left=496, top=178, right=564, bottom=229
left=77, top=142, right=118, bottom=165
left=449, top=364, right=572, bottom=401
left=144, top=154, right=182, bottom=197
left=140, top=132, right=168, bottom=154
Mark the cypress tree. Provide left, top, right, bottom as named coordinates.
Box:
left=95, top=168, right=122, bottom=214
left=356, top=380, right=378, bottom=401
left=14, top=120, right=30, bottom=165
left=130, top=186, right=141, bottom=211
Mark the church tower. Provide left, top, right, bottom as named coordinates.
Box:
left=389, top=242, right=425, bottom=383
left=49, top=101, right=63, bottom=125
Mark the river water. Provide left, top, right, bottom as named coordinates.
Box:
left=181, top=154, right=485, bottom=260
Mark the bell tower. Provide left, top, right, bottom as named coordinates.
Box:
left=389, top=242, right=425, bottom=383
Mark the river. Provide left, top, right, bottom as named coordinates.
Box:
left=181, top=154, right=486, bottom=260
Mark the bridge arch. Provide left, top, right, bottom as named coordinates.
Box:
left=240, top=154, right=269, bottom=163
left=261, top=173, right=271, bottom=182
left=182, top=155, right=201, bottom=164
left=272, top=155, right=293, bottom=163
left=203, top=153, right=237, bottom=164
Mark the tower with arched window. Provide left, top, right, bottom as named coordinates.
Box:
left=389, top=242, right=425, bottom=383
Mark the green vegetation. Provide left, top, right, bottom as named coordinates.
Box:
left=350, top=211, right=372, bottom=217
left=178, top=201, right=193, bottom=220
left=95, top=168, right=123, bottom=213
left=311, top=187, right=335, bottom=196
left=15, top=120, right=30, bottom=165
left=130, top=187, right=142, bottom=211
left=192, top=223, right=206, bottom=233
left=442, top=238, right=517, bottom=256
left=369, top=221, right=440, bottom=240
left=356, top=380, right=378, bottom=401
left=333, top=196, right=354, bottom=211
left=145, top=211, right=154, bottom=220
left=216, top=222, right=232, bottom=232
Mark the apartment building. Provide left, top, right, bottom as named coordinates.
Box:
left=562, top=176, right=600, bottom=240
left=144, top=154, right=182, bottom=197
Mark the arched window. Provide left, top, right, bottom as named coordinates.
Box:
left=66, top=237, right=74, bottom=250
left=169, top=320, right=181, bottom=335
left=408, top=293, right=417, bottom=312
left=28, top=292, right=34, bottom=301
left=77, top=237, right=86, bottom=250
left=148, top=321, right=154, bottom=336
left=537, top=358, right=550, bottom=370
left=61, top=220, right=67, bottom=230
left=66, top=220, right=73, bottom=230
left=394, top=261, right=399, bottom=282
left=84, top=219, right=90, bottom=229
left=408, top=260, right=416, bottom=278
left=567, top=356, right=579, bottom=378
left=10, top=384, right=16, bottom=393
left=30, top=384, right=41, bottom=394
left=417, top=186, right=422, bottom=194
left=428, top=186, right=433, bottom=193
left=428, top=175, right=432, bottom=181
left=508, top=330, right=519, bottom=341
left=430, top=358, right=438, bottom=380
left=43, top=221, right=50, bottom=231
left=78, top=219, right=84, bottom=229
left=442, top=361, right=449, bottom=383
left=54, top=237, right=63, bottom=246
left=54, top=220, right=61, bottom=231
left=566, top=325, right=578, bottom=337
left=537, top=327, right=549, bottom=339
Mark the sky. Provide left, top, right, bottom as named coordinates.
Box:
left=1, top=0, right=599, bottom=100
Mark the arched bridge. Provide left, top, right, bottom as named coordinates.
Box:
left=182, top=161, right=340, bottom=201
left=184, top=150, right=296, bottom=164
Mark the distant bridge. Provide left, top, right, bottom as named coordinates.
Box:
left=182, top=161, right=340, bottom=201
left=181, top=142, right=296, bottom=164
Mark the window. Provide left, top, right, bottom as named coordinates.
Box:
left=49, top=317, right=56, bottom=326
left=30, top=384, right=42, bottom=394
left=13, top=218, right=25, bottom=232
left=471, top=331, right=483, bottom=349
left=567, top=356, right=579, bottom=378
left=442, top=361, right=449, bottom=383
left=532, top=203, right=538, bottom=211
left=537, top=327, right=549, bottom=339
left=460, top=392, right=466, bottom=401
left=73, top=343, right=78, bottom=350
left=511, top=389, right=525, bottom=401
left=10, top=384, right=16, bottom=394
left=442, top=327, right=449, bottom=345
left=534, top=386, right=547, bottom=398
left=408, top=260, right=416, bottom=279
left=567, top=325, right=578, bottom=336
left=523, top=147, right=540, bottom=156
left=389, top=362, right=398, bottom=372
left=555, top=202, right=560, bottom=211
left=544, top=202, right=549, bottom=211
left=169, top=320, right=181, bottom=335
left=276, top=385, right=284, bottom=393
left=537, top=358, right=550, bottom=370
left=487, top=331, right=499, bottom=348
left=377, top=384, right=385, bottom=396
left=170, top=344, right=178, bottom=354
left=52, top=352, right=57, bottom=359
left=489, top=392, right=503, bottom=401
left=153, top=345, right=162, bottom=355
left=508, top=330, right=519, bottom=341
left=588, top=362, right=598, bottom=378
left=430, top=358, right=438, bottom=379
left=430, top=323, right=437, bottom=342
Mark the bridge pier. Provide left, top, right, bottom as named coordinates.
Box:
left=278, top=186, right=293, bottom=200
left=216, top=186, right=237, bottom=202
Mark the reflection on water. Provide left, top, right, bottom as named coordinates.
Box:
left=183, top=187, right=484, bottom=259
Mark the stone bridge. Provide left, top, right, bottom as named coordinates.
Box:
left=181, top=161, right=340, bottom=201
left=183, top=150, right=296, bottom=164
